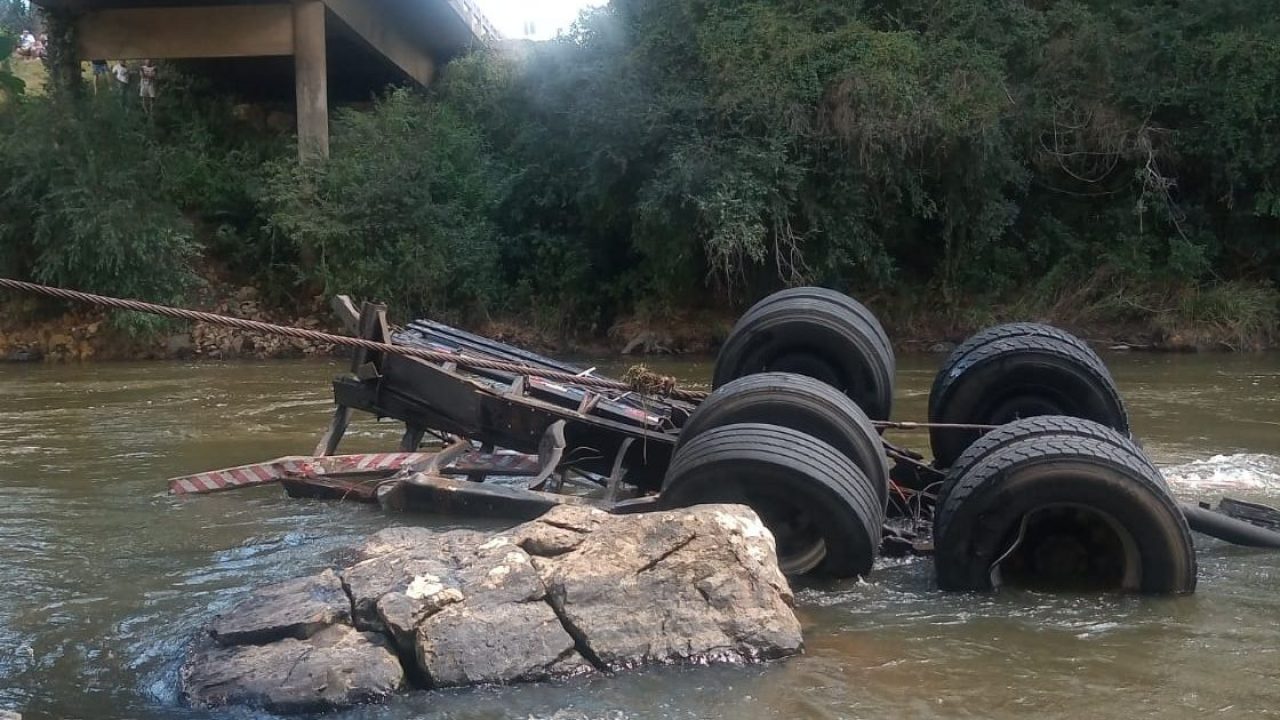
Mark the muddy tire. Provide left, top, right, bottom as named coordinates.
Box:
left=933, top=433, right=1196, bottom=594
left=935, top=415, right=1160, bottom=512
left=660, top=423, right=883, bottom=577
left=676, top=372, right=888, bottom=510
left=714, top=288, right=895, bottom=420
left=928, top=327, right=1128, bottom=468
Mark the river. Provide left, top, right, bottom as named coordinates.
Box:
left=1, top=353, right=1278, bottom=719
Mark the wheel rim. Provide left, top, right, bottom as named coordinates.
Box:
left=990, top=503, right=1142, bottom=591
left=984, top=392, right=1068, bottom=426
left=754, top=497, right=828, bottom=575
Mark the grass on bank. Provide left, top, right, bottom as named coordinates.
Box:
left=876, top=276, right=1280, bottom=352
left=2, top=56, right=102, bottom=104
left=10, top=54, right=43, bottom=94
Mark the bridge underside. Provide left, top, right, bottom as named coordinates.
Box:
left=34, top=0, right=497, bottom=157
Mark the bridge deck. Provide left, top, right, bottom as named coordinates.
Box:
left=31, top=0, right=500, bottom=156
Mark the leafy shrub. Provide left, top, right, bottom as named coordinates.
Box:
left=0, top=31, right=23, bottom=99
left=5, top=0, right=1280, bottom=346
left=262, top=89, right=503, bottom=320
left=0, top=73, right=287, bottom=332
left=0, top=93, right=198, bottom=306
left=418, top=0, right=1280, bottom=329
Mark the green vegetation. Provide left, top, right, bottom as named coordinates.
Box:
left=0, top=32, right=23, bottom=101
left=262, top=90, right=503, bottom=321
left=2, top=0, right=1279, bottom=348
left=0, top=76, right=285, bottom=331
left=0, top=0, right=35, bottom=35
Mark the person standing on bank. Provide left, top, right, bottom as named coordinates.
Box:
left=91, top=60, right=109, bottom=94
left=112, top=60, right=130, bottom=96
left=139, top=59, right=158, bottom=115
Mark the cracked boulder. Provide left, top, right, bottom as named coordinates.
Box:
left=208, top=569, right=351, bottom=646
left=413, top=535, right=594, bottom=686
left=341, top=527, right=485, bottom=633
left=181, top=504, right=800, bottom=714
left=181, top=624, right=404, bottom=714
left=533, top=504, right=803, bottom=669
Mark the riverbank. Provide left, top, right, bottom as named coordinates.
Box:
left=3, top=280, right=1276, bottom=363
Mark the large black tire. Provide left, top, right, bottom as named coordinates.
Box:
left=928, top=323, right=1106, bottom=419
left=660, top=423, right=883, bottom=577
left=928, top=329, right=1128, bottom=468
left=735, top=287, right=895, bottom=378
left=935, top=416, right=1161, bottom=513
left=934, top=434, right=1196, bottom=594
left=675, top=372, right=889, bottom=510
left=714, top=288, right=895, bottom=420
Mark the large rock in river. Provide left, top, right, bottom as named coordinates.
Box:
left=181, top=504, right=802, bottom=714
left=529, top=504, right=802, bottom=670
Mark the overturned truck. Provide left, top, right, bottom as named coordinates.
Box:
left=175, top=287, right=1280, bottom=594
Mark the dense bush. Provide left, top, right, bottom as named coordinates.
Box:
left=0, top=31, right=22, bottom=99
left=0, top=75, right=285, bottom=327
left=441, top=0, right=1280, bottom=324
left=262, top=89, right=503, bottom=321
left=3, top=0, right=1278, bottom=345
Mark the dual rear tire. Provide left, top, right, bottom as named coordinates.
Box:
left=660, top=422, right=884, bottom=577
left=664, top=287, right=896, bottom=578
left=928, top=323, right=1129, bottom=468
left=926, top=326, right=1193, bottom=593
left=933, top=416, right=1196, bottom=594
left=664, top=370, right=889, bottom=577
left=713, top=287, right=895, bottom=421
left=665, top=293, right=1193, bottom=593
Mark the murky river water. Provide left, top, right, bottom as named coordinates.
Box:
left=1, top=353, right=1278, bottom=719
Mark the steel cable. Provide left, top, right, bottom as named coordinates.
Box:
left=0, top=277, right=1003, bottom=430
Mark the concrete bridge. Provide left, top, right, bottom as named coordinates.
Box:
left=32, top=0, right=500, bottom=157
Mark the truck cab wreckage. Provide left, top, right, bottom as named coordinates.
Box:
left=2, top=275, right=1264, bottom=592
left=159, top=286, right=1280, bottom=593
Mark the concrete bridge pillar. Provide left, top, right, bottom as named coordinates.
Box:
left=292, top=0, right=329, bottom=160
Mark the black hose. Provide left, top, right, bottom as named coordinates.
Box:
left=1180, top=502, right=1280, bottom=549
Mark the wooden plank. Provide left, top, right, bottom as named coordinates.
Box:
left=78, top=5, right=294, bottom=60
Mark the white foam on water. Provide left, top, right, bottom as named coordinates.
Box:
left=1161, top=453, right=1280, bottom=496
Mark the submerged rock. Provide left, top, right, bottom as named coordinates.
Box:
left=209, top=569, right=350, bottom=646
left=181, top=504, right=801, bottom=714
left=182, top=624, right=404, bottom=714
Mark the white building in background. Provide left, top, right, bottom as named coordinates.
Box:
left=477, top=0, right=606, bottom=40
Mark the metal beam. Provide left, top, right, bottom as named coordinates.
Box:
left=77, top=6, right=294, bottom=60
left=323, top=0, right=436, bottom=86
